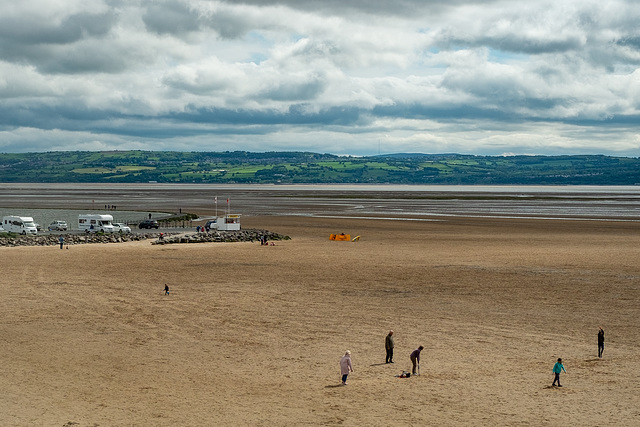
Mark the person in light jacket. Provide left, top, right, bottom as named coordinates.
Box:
left=340, top=350, right=353, bottom=385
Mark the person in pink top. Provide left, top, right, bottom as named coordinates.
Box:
left=340, top=350, right=353, bottom=385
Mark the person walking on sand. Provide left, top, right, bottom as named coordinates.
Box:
left=164, top=284, right=170, bottom=295
left=340, top=350, right=353, bottom=385
left=552, top=358, right=567, bottom=387
left=410, top=346, right=424, bottom=375
left=58, top=235, right=64, bottom=249
left=598, top=327, right=605, bottom=358
left=385, top=330, right=395, bottom=363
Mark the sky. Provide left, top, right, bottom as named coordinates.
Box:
left=1, top=0, right=639, bottom=157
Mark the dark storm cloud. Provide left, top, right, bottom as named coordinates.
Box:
left=142, top=1, right=201, bottom=36
left=616, top=34, right=640, bottom=50
left=0, top=11, right=115, bottom=45
left=143, top=0, right=253, bottom=39
left=222, top=0, right=489, bottom=17
left=0, top=100, right=363, bottom=137
left=437, top=33, right=585, bottom=55
left=261, top=76, right=327, bottom=101
left=169, top=104, right=363, bottom=126
left=0, top=10, right=122, bottom=74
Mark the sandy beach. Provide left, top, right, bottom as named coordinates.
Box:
left=1, top=214, right=639, bottom=426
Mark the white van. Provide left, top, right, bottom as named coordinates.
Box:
left=78, top=214, right=115, bottom=233
left=2, top=216, right=38, bottom=235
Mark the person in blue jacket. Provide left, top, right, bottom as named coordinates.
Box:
left=552, top=358, right=567, bottom=387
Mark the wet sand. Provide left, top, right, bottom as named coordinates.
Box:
left=1, top=214, right=640, bottom=426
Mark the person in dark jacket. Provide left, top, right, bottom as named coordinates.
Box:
left=385, top=331, right=395, bottom=363
left=410, top=346, right=424, bottom=375
left=598, top=327, right=605, bottom=358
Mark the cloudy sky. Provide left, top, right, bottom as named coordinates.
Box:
left=1, top=0, right=639, bottom=156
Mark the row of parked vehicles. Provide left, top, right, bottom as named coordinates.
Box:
left=1, top=214, right=141, bottom=235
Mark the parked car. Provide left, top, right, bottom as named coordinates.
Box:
left=113, top=223, right=132, bottom=233
left=138, top=219, right=159, bottom=229
left=48, top=220, right=69, bottom=231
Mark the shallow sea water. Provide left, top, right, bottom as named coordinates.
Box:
left=1, top=183, right=639, bottom=223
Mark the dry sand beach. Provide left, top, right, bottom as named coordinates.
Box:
left=2, top=212, right=640, bottom=426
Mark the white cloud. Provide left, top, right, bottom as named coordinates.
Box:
left=0, top=0, right=639, bottom=156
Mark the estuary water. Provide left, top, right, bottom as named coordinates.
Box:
left=1, top=183, right=640, bottom=224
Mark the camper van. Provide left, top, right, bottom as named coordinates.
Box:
left=78, top=214, right=115, bottom=233
left=2, top=216, right=38, bottom=235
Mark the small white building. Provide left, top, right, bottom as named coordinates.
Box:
left=208, top=214, right=241, bottom=231
left=78, top=214, right=115, bottom=233
left=2, top=216, right=38, bottom=235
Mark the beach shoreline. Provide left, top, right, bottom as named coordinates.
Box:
left=2, top=213, right=639, bottom=425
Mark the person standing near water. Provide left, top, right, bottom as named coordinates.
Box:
left=598, top=327, right=605, bottom=358
left=340, top=350, right=353, bottom=385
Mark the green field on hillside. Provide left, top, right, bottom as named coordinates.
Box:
left=0, top=151, right=639, bottom=185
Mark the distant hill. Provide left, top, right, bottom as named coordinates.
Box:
left=1, top=150, right=639, bottom=185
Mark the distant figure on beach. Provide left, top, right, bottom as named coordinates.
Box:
left=552, top=358, right=567, bottom=387
left=58, top=235, right=64, bottom=249
left=340, top=350, right=353, bottom=385
left=385, top=330, right=395, bottom=363
left=196, top=225, right=201, bottom=232
left=164, top=284, right=169, bottom=295
left=598, top=327, right=605, bottom=358
left=410, top=346, right=423, bottom=375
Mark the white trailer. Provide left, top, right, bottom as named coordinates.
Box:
left=78, top=214, right=115, bottom=233
left=2, top=216, right=38, bottom=235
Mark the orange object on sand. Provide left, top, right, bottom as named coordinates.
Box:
left=330, top=233, right=351, bottom=241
